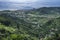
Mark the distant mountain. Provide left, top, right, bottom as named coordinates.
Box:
left=29, top=7, right=60, bottom=15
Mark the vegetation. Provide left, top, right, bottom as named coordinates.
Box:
left=0, top=7, right=60, bottom=40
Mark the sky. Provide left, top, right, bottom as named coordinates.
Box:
left=0, top=0, right=60, bottom=10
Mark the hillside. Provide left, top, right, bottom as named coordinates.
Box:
left=0, top=7, right=60, bottom=40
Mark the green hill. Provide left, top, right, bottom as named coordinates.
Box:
left=0, top=7, right=60, bottom=40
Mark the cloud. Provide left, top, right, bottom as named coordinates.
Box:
left=0, top=0, right=38, bottom=3
left=0, top=1, right=34, bottom=10
left=0, top=0, right=60, bottom=10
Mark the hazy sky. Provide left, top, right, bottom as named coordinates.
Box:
left=0, top=0, right=60, bottom=10
left=0, top=0, right=38, bottom=3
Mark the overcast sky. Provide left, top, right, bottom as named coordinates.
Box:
left=0, top=0, right=60, bottom=10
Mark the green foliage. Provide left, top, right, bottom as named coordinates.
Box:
left=43, top=33, right=60, bottom=40
left=0, top=7, right=60, bottom=40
